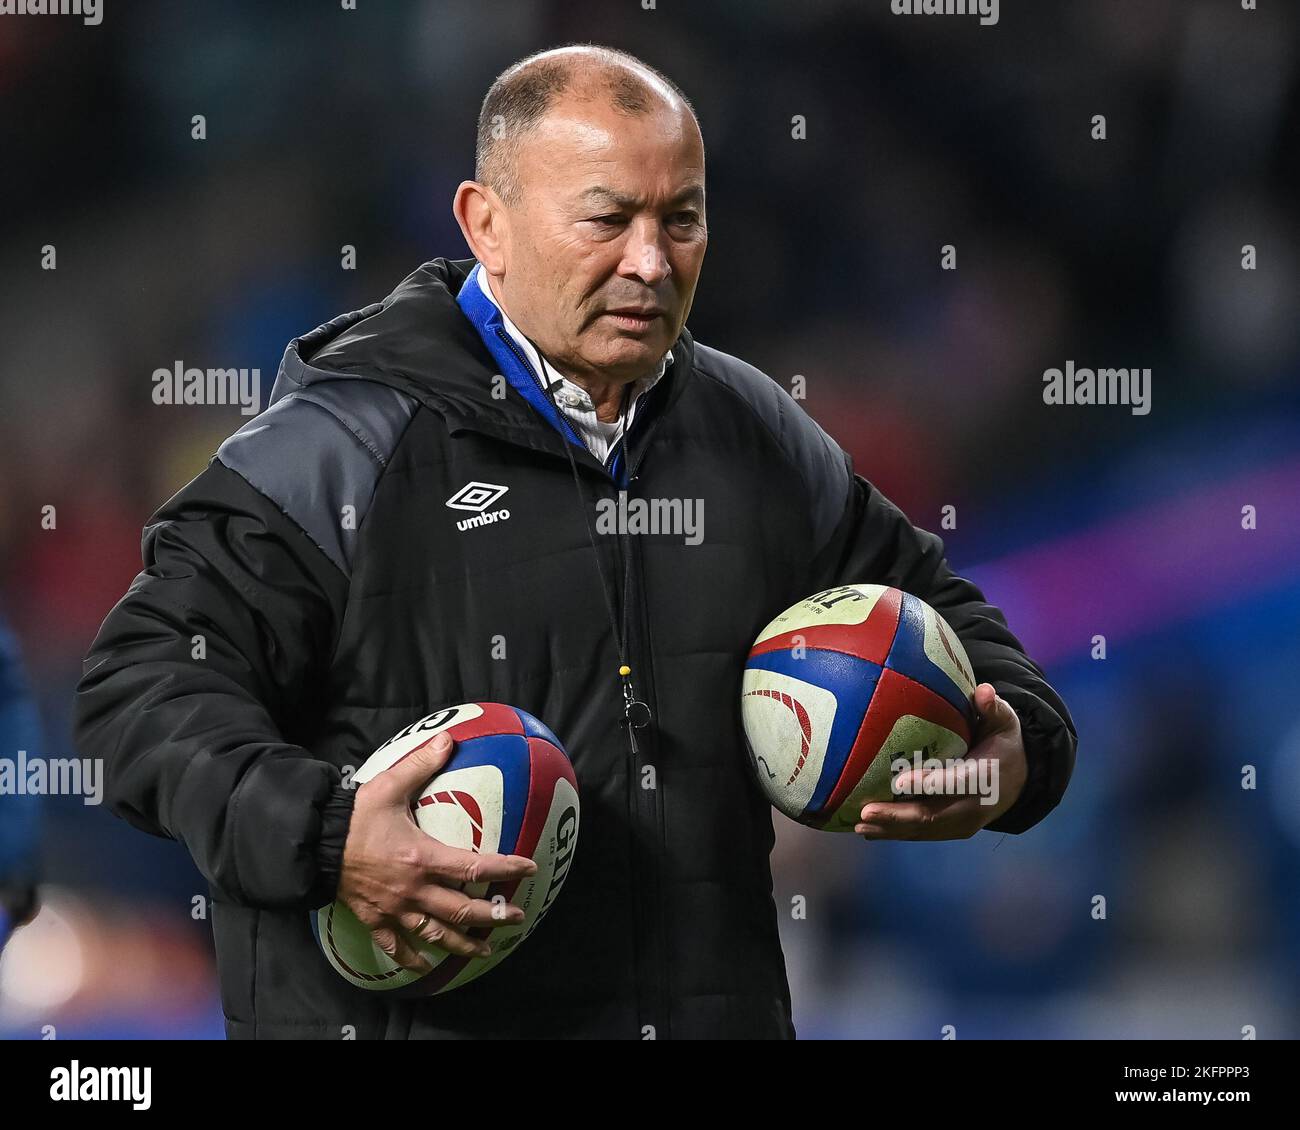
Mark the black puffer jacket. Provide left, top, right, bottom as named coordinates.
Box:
left=74, top=257, right=1076, bottom=1039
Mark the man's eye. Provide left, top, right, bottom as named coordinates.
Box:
left=669, top=212, right=699, bottom=227
left=590, top=215, right=626, bottom=226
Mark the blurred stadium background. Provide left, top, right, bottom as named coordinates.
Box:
left=1, top=0, right=1297, bottom=1039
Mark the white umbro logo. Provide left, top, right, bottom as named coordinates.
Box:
left=446, top=481, right=509, bottom=512
left=447, top=481, right=512, bottom=531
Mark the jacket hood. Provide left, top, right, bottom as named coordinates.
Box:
left=269, top=257, right=696, bottom=448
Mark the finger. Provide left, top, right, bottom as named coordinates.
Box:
left=373, top=732, right=457, bottom=802
left=416, top=885, right=526, bottom=930
left=423, top=845, right=538, bottom=886
left=891, top=758, right=982, bottom=798
left=371, top=925, right=433, bottom=973
left=856, top=797, right=976, bottom=840
left=974, top=686, right=1018, bottom=739
left=399, top=910, right=492, bottom=959
left=891, top=766, right=928, bottom=795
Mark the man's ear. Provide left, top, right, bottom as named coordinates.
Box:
left=453, top=181, right=507, bottom=275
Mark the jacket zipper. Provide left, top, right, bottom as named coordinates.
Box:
left=622, top=415, right=673, bottom=1040
left=496, top=328, right=667, bottom=1035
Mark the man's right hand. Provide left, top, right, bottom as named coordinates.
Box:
left=337, top=732, right=538, bottom=972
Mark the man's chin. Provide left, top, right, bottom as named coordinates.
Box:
left=586, top=335, right=668, bottom=378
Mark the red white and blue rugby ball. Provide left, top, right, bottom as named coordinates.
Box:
left=742, top=584, right=977, bottom=832
left=313, top=702, right=580, bottom=994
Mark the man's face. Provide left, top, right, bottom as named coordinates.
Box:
left=493, top=94, right=707, bottom=385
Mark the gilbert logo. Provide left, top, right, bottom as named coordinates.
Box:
left=447, top=481, right=511, bottom=531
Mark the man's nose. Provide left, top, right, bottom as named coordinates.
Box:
left=619, top=221, right=672, bottom=287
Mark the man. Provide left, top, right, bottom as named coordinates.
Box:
left=75, top=44, right=1076, bottom=1039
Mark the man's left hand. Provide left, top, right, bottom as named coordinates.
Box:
left=854, top=683, right=1027, bottom=841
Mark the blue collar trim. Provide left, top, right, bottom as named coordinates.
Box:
left=455, top=263, right=586, bottom=451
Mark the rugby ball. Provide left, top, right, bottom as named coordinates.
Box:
left=313, top=702, right=580, bottom=993
left=742, top=583, right=977, bottom=832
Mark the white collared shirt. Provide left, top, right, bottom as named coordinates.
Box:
left=476, top=266, right=672, bottom=465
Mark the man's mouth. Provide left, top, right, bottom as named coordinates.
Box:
left=603, top=308, right=664, bottom=332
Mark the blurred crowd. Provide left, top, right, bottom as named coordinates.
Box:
left=0, top=0, right=1297, bottom=1037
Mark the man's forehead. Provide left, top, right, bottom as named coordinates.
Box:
left=576, top=184, right=706, bottom=209
left=512, top=95, right=705, bottom=202
left=530, top=92, right=697, bottom=149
